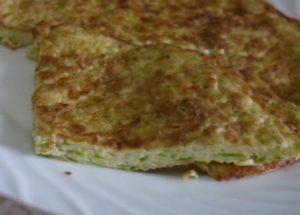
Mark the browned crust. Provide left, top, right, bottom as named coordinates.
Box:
left=201, top=159, right=298, bottom=180
left=1, top=1, right=299, bottom=50
left=2, top=1, right=298, bottom=179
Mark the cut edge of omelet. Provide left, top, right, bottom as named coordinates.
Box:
left=26, top=40, right=39, bottom=60
left=0, top=27, right=32, bottom=49
left=33, top=131, right=300, bottom=174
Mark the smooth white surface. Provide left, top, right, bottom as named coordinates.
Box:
left=0, top=1, right=299, bottom=215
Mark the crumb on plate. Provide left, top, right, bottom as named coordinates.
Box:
left=64, top=171, right=72, bottom=176
left=182, top=169, right=199, bottom=180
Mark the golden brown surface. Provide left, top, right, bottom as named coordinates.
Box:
left=32, top=25, right=300, bottom=173
left=1, top=0, right=299, bottom=178
left=2, top=1, right=300, bottom=112
left=1, top=0, right=299, bottom=51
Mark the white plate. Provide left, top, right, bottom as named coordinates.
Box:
left=0, top=1, right=300, bottom=214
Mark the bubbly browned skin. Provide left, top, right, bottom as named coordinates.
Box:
left=2, top=0, right=300, bottom=106
left=33, top=25, right=300, bottom=156
left=1, top=1, right=299, bottom=50
left=2, top=1, right=300, bottom=109
left=2, top=0, right=299, bottom=178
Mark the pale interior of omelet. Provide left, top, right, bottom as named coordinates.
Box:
left=33, top=133, right=300, bottom=172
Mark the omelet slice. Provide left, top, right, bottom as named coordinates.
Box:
left=0, top=0, right=298, bottom=52
left=32, top=26, right=300, bottom=176
left=3, top=1, right=300, bottom=105
left=2, top=0, right=300, bottom=179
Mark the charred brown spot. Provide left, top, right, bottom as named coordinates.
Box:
left=68, top=88, right=90, bottom=100
left=117, top=0, right=130, bottom=10
left=70, top=124, right=86, bottom=134
left=36, top=104, right=71, bottom=124
left=179, top=99, right=204, bottom=119
left=232, top=1, right=246, bottom=16
left=39, top=55, right=59, bottom=66
left=199, top=16, right=227, bottom=48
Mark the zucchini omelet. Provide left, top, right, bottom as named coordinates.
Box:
left=32, top=25, right=300, bottom=179
left=1, top=0, right=300, bottom=179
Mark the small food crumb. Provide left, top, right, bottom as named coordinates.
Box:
left=64, top=171, right=72, bottom=176
left=182, top=169, right=199, bottom=180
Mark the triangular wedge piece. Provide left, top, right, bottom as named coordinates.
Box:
left=32, top=26, right=300, bottom=178
left=2, top=0, right=300, bottom=179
